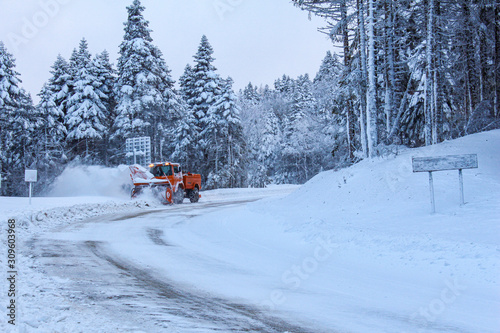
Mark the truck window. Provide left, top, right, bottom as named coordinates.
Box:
left=150, top=166, right=164, bottom=177
left=161, top=166, right=173, bottom=176
left=173, top=165, right=181, bottom=173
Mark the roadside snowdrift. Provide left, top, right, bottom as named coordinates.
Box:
left=269, top=129, right=500, bottom=245
left=159, top=130, right=499, bottom=332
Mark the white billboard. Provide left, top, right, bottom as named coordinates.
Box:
left=125, top=137, right=151, bottom=166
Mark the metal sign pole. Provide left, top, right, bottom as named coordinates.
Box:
left=458, top=169, right=464, bottom=205
left=428, top=171, right=435, bottom=214
left=25, top=169, right=37, bottom=206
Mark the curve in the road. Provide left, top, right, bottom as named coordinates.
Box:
left=86, top=240, right=314, bottom=333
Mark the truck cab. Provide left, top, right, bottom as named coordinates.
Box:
left=135, top=162, right=201, bottom=203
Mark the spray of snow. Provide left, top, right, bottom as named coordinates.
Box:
left=49, top=165, right=133, bottom=198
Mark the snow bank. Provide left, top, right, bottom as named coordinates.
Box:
left=49, top=164, right=132, bottom=198
left=159, top=130, right=500, bottom=332
left=201, top=184, right=300, bottom=202
left=268, top=129, right=500, bottom=244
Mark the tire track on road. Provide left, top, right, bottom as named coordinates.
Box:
left=86, top=240, right=313, bottom=333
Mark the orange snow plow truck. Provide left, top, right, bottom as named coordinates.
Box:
left=129, top=162, right=201, bottom=204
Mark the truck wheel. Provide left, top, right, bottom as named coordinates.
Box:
left=173, top=188, right=184, bottom=204
left=189, top=187, right=199, bottom=203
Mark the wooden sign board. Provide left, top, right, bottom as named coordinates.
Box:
left=412, top=154, right=478, bottom=173
left=412, top=154, right=478, bottom=213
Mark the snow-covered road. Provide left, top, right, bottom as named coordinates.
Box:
left=23, top=190, right=314, bottom=332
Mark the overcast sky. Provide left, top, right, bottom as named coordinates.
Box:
left=0, top=0, right=333, bottom=102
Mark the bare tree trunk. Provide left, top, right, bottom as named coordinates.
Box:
left=388, top=79, right=412, bottom=139
left=463, top=1, right=476, bottom=132
left=424, top=0, right=435, bottom=146
left=341, top=0, right=355, bottom=162
left=384, top=0, right=396, bottom=140
left=366, top=0, right=378, bottom=157
left=495, top=2, right=500, bottom=118
left=357, top=0, right=369, bottom=158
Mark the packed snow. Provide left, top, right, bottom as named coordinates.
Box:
left=0, top=130, right=499, bottom=332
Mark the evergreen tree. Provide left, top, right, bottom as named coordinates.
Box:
left=92, top=50, right=116, bottom=165
left=113, top=0, right=182, bottom=163
left=8, top=89, right=37, bottom=196
left=314, top=51, right=342, bottom=84
left=222, top=78, right=246, bottom=188
left=65, top=38, right=107, bottom=163
left=185, top=35, right=223, bottom=178
left=47, top=54, right=72, bottom=123
left=179, top=64, right=195, bottom=103
left=242, top=82, right=260, bottom=103
left=0, top=42, right=35, bottom=196
left=280, top=74, right=318, bottom=184
left=171, top=104, right=200, bottom=172
left=205, top=77, right=246, bottom=188
left=31, top=83, right=67, bottom=193
left=258, top=109, right=281, bottom=185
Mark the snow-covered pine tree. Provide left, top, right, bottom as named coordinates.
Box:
left=171, top=64, right=202, bottom=170
left=314, top=51, right=341, bottom=84
left=113, top=0, right=182, bottom=164
left=0, top=42, right=36, bottom=196
left=93, top=50, right=116, bottom=165
left=173, top=63, right=201, bottom=171
left=258, top=109, right=281, bottom=185
left=47, top=54, right=72, bottom=123
left=8, top=88, right=38, bottom=196
left=187, top=35, right=223, bottom=178
left=171, top=103, right=200, bottom=172
left=190, top=35, right=221, bottom=122
left=205, top=77, right=246, bottom=189
left=65, top=38, right=107, bottom=164
left=313, top=51, right=351, bottom=167
left=293, top=0, right=500, bottom=156
left=242, top=82, right=260, bottom=103
left=275, top=74, right=294, bottom=96
left=238, top=83, right=267, bottom=187
left=179, top=64, right=195, bottom=105
left=161, top=78, right=187, bottom=161
left=31, top=83, right=67, bottom=194
left=280, top=74, right=319, bottom=184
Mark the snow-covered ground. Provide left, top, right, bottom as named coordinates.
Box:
left=1, top=130, right=499, bottom=332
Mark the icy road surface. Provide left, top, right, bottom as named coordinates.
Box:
left=23, top=188, right=315, bottom=332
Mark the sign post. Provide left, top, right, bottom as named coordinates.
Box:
left=412, top=154, right=478, bottom=213
left=25, top=169, right=38, bottom=205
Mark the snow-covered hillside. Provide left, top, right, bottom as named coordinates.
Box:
left=0, top=130, right=498, bottom=332
left=149, top=130, right=500, bottom=332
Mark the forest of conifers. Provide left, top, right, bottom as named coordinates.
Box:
left=0, top=0, right=498, bottom=196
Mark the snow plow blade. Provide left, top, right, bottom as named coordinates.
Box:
left=129, top=164, right=173, bottom=204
